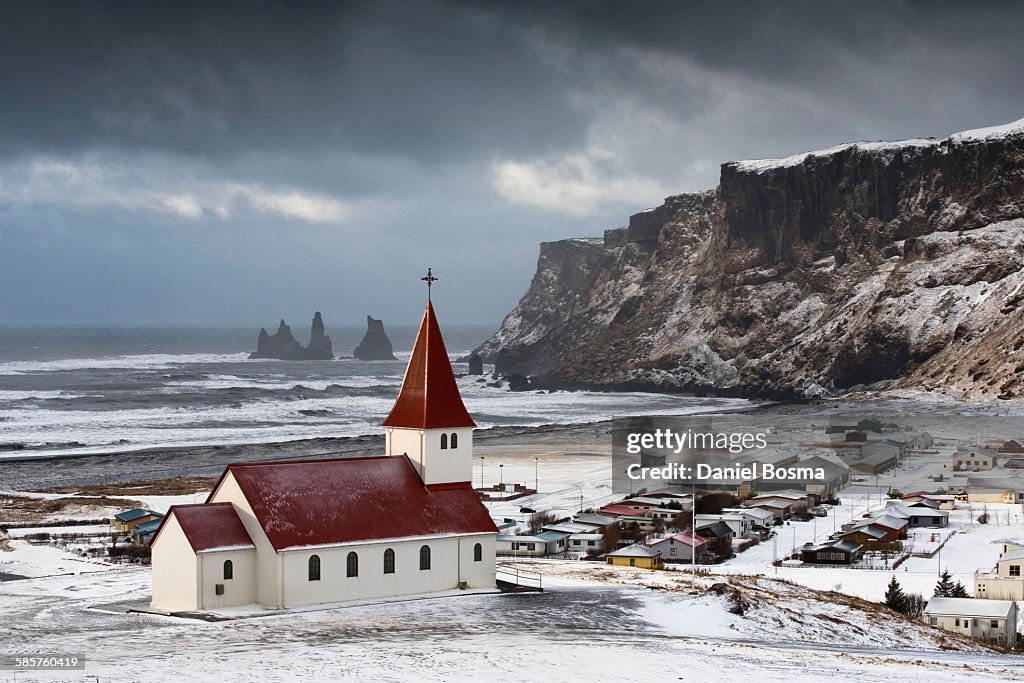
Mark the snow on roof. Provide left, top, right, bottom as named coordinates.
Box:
left=607, top=543, right=661, bottom=558
left=649, top=531, right=706, bottom=548
left=600, top=504, right=648, bottom=517
left=967, top=477, right=1024, bottom=491
left=1000, top=549, right=1024, bottom=563
left=215, top=455, right=497, bottom=550
left=382, top=300, right=475, bottom=429
left=156, top=503, right=255, bottom=553
left=730, top=117, right=1024, bottom=174
left=954, top=446, right=998, bottom=457
left=925, top=597, right=1015, bottom=618
left=841, top=525, right=886, bottom=540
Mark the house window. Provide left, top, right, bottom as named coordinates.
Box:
left=450, top=433, right=458, bottom=449
left=992, top=620, right=1000, bottom=628
left=930, top=617, right=937, bottom=625
left=972, top=619, right=979, bottom=627
left=474, top=543, right=482, bottom=562
left=308, top=554, right=321, bottom=581
left=629, top=558, right=636, bottom=566
left=346, top=551, right=358, bottom=578
left=1010, top=565, right=1021, bottom=576
left=440, top=433, right=448, bottom=450
left=954, top=618, right=961, bottom=627
left=383, top=548, right=395, bottom=574
left=419, top=545, right=431, bottom=570
left=223, top=559, right=233, bottom=580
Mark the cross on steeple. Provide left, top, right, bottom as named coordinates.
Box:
left=421, top=267, right=439, bottom=300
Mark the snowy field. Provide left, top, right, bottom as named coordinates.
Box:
left=2, top=561, right=1024, bottom=682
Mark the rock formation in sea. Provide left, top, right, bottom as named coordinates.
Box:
left=468, top=352, right=484, bottom=375
left=353, top=316, right=397, bottom=360
left=250, top=312, right=334, bottom=360
left=476, top=118, right=1024, bottom=400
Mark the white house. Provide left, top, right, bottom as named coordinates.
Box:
left=647, top=531, right=707, bottom=563
left=924, top=597, right=1017, bottom=646
left=151, top=299, right=498, bottom=613
left=951, top=447, right=998, bottom=471
left=975, top=544, right=1024, bottom=600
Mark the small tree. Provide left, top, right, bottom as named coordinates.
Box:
left=884, top=576, right=907, bottom=613
left=934, top=569, right=955, bottom=597
left=903, top=592, right=926, bottom=618
left=528, top=510, right=557, bottom=533
left=951, top=581, right=971, bottom=598
left=600, top=523, right=621, bottom=554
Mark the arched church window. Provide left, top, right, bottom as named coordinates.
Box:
left=450, top=432, right=458, bottom=449
left=223, top=559, right=233, bottom=580
left=346, top=551, right=358, bottom=578
left=440, top=433, right=448, bottom=449
left=308, top=554, right=321, bottom=581
left=383, top=548, right=395, bottom=574
left=473, top=543, right=482, bottom=562
left=419, top=545, right=431, bottom=570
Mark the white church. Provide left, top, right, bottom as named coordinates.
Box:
left=150, top=296, right=498, bottom=612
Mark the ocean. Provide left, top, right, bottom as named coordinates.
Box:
left=0, top=325, right=752, bottom=458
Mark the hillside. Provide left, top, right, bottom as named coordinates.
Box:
left=477, top=119, right=1024, bottom=399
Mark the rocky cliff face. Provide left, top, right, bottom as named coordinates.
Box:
left=250, top=312, right=334, bottom=360
left=478, top=119, right=1024, bottom=399
left=352, top=316, right=397, bottom=360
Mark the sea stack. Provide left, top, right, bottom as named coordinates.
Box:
left=353, top=316, right=397, bottom=360
left=468, top=352, right=484, bottom=375
left=305, top=312, right=334, bottom=360
left=250, top=312, right=334, bottom=360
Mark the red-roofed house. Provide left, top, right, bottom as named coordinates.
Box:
left=151, top=297, right=498, bottom=613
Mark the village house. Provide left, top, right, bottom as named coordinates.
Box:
left=852, top=447, right=899, bottom=475
left=150, top=299, right=498, bottom=613
left=845, top=514, right=908, bottom=541
left=883, top=501, right=949, bottom=527
left=901, top=492, right=957, bottom=510
left=572, top=512, right=619, bottom=530
left=496, top=534, right=546, bottom=557
left=568, top=533, right=604, bottom=556
left=801, top=539, right=863, bottom=565
left=741, top=497, right=792, bottom=521
left=999, top=439, right=1024, bottom=454
left=908, top=432, right=934, bottom=450
left=694, top=513, right=750, bottom=538
left=721, top=506, right=775, bottom=531
left=924, top=597, right=1018, bottom=646
left=836, top=525, right=890, bottom=549
left=112, top=508, right=162, bottom=533
left=966, top=476, right=1024, bottom=504
left=647, top=531, right=707, bottom=563
left=605, top=544, right=663, bottom=569
left=974, top=544, right=1024, bottom=600
left=951, top=447, right=998, bottom=471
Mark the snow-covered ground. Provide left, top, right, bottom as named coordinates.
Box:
left=2, top=442, right=1024, bottom=680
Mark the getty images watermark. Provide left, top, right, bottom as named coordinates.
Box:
left=611, top=416, right=829, bottom=495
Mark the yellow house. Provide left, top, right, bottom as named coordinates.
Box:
left=605, top=544, right=663, bottom=569
left=111, top=508, right=161, bottom=533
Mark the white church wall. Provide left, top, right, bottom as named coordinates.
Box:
left=198, top=549, right=257, bottom=610
left=150, top=514, right=199, bottom=612
left=208, top=472, right=282, bottom=607
left=386, top=426, right=474, bottom=485
left=458, top=534, right=496, bottom=588
left=280, top=533, right=494, bottom=608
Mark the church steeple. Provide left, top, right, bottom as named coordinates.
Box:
left=382, top=274, right=475, bottom=486
left=382, top=295, right=475, bottom=429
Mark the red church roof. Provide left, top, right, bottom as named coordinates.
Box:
left=382, top=301, right=475, bottom=429
left=209, top=455, right=497, bottom=550
left=155, top=502, right=255, bottom=553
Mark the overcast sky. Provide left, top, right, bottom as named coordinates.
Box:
left=2, top=0, right=1023, bottom=326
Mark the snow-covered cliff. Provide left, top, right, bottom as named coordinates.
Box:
left=477, top=119, right=1024, bottom=399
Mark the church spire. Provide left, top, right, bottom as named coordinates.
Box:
left=382, top=283, right=475, bottom=429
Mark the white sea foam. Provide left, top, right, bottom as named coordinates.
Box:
left=0, top=352, right=254, bottom=375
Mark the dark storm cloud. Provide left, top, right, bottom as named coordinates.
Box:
left=4, top=1, right=1022, bottom=164
left=2, top=1, right=1024, bottom=325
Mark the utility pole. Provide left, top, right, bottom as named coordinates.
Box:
left=480, top=456, right=485, bottom=489
left=535, top=457, right=539, bottom=493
